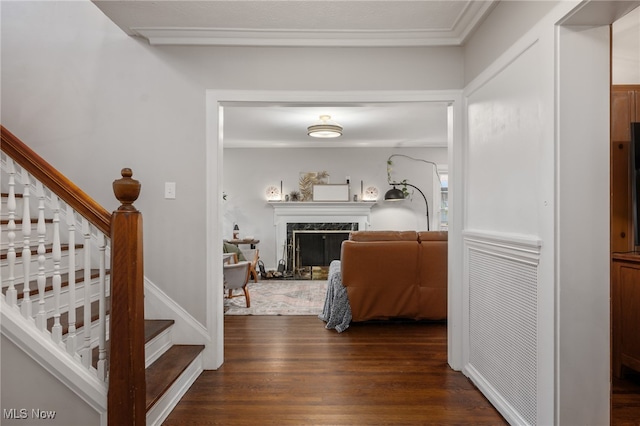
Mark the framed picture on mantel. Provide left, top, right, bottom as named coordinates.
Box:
left=299, top=171, right=329, bottom=201
left=312, top=184, right=349, bottom=201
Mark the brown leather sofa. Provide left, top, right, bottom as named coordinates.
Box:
left=340, top=230, right=447, bottom=322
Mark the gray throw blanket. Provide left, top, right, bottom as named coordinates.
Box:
left=319, top=260, right=352, bottom=332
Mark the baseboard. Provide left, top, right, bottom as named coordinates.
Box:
left=464, top=363, right=529, bottom=426
left=144, top=277, right=210, bottom=345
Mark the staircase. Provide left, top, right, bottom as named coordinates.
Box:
left=1, top=126, right=204, bottom=425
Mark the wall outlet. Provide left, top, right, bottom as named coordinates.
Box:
left=164, top=182, right=176, bottom=199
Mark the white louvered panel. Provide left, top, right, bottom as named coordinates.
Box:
left=469, top=247, right=538, bottom=426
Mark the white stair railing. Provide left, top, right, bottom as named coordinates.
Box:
left=5, top=159, right=17, bottom=306
left=36, top=181, right=47, bottom=331
left=1, top=152, right=111, bottom=384
left=51, top=194, right=63, bottom=343
left=2, top=128, right=150, bottom=426
left=20, top=167, right=32, bottom=319
left=97, top=233, right=108, bottom=381
left=66, top=203, right=78, bottom=355
left=81, top=217, right=93, bottom=369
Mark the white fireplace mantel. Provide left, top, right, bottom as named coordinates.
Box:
left=269, top=201, right=374, bottom=258
left=270, top=201, right=374, bottom=220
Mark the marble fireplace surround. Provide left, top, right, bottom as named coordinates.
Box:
left=270, top=202, right=374, bottom=269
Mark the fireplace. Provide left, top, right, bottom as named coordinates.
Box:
left=270, top=201, right=374, bottom=278
left=288, top=223, right=356, bottom=279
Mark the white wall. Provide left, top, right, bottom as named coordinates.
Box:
left=463, top=5, right=557, bottom=422
left=460, top=1, right=627, bottom=424
left=0, top=336, right=100, bottom=426
left=613, top=6, right=640, bottom=84
left=0, top=0, right=462, bottom=327
left=223, top=147, right=447, bottom=269
left=463, top=1, right=559, bottom=86
left=557, top=23, right=611, bottom=425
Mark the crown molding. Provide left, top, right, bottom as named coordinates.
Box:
left=97, top=0, right=497, bottom=47
left=132, top=27, right=468, bottom=47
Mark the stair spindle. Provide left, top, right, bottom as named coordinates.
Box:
left=80, top=218, right=92, bottom=368
left=97, top=233, right=108, bottom=380
left=20, top=167, right=32, bottom=318
left=66, top=204, right=78, bottom=354
left=50, top=195, right=62, bottom=343
left=5, top=159, right=17, bottom=306
left=35, top=182, right=47, bottom=330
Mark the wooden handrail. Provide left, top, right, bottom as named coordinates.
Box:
left=1, top=125, right=111, bottom=235
left=2, top=126, right=146, bottom=425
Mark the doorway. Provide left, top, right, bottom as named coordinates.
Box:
left=206, top=90, right=462, bottom=369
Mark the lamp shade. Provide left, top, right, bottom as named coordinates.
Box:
left=307, top=115, right=342, bottom=138
left=384, top=187, right=405, bottom=201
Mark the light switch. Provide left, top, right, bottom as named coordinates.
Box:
left=164, top=182, right=176, bottom=199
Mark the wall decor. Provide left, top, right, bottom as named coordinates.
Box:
left=289, top=190, right=301, bottom=201
left=266, top=185, right=281, bottom=201
left=312, top=184, right=350, bottom=201
left=363, top=186, right=379, bottom=201
left=299, top=171, right=329, bottom=201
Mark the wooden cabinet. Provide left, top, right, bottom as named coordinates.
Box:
left=612, top=253, right=640, bottom=377
left=611, top=86, right=640, bottom=379
left=611, top=86, right=640, bottom=253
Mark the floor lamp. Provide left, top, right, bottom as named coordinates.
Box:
left=385, top=154, right=441, bottom=231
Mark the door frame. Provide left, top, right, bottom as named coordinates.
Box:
left=204, top=89, right=464, bottom=369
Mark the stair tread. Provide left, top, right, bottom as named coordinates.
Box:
left=2, top=269, right=108, bottom=298
left=1, top=218, right=54, bottom=225
left=0, top=243, right=84, bottom=260
left=91, top=319, right=176, bottom=368
left=145, top=344, right=205, bottom=412
left=145, top=319, right=175, bottom=342
left=47, top=296, right=110, bottom=335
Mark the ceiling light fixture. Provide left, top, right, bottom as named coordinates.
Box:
left=307, top=115, right=342, bottom=138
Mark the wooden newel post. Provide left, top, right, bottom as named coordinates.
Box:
left=108, top=168, right=145, bottom=426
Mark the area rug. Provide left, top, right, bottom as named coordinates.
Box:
left=224, top=280, right=328, bottom=315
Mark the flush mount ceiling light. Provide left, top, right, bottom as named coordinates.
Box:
left=307, top=115, right=343, bottom=138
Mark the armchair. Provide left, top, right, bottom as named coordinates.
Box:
left=242, top=249, right=260, bottom=283
left=223, top=261, right=251, bottom=308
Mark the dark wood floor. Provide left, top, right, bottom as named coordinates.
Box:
left=163, top=316, right=507, bottom=425
left=163, top=315, right=640, bottom=425
left=614, top=371, right=640, bottom=425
